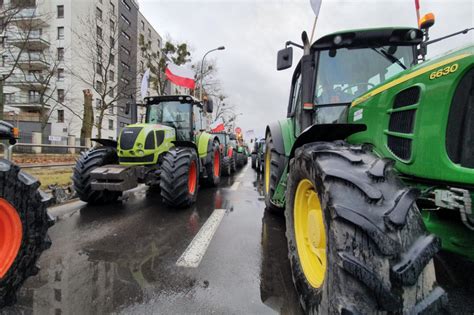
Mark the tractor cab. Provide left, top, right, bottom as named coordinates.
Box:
left=278, top=27, right=423, bottom=132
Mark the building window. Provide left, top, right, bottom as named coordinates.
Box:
left=2, top=55, right=7, bottom=67
left=120, top=14, right=130, bottom=26
left=96, top=7, right=102, bottom=21
left=96, top=81, right=103, bottom=93
left=108, top=105, right=114, bottom=114
left=57, top=27, right=64, bottom=39
left=110, top=36, right=115, bottom=47
left=110, top=19, right=115, bottom=32
left=157, top=39, right=161, bottom=48
left=96, top=62, right=102, bottom=75
left=4, top=93, right=14, bottom=104
left=57, top=110, right=64, bottom=123
left=29, top=90, right=40, bottom=102
left=120, top=122, right=125, bottom=127
left=57, top=47, right=64, bottom=61
left=140, top=60, right=144, bottom=72
left=109, top=70, right=114, bottom=81
left=57, top=89, right=64, bottom=102
left=120, top=45, right=130, bottom=55
left=108, top=119, right=113, bottom=130
left=57, top=68, right=64, bottom=80
left=95, top=98, right=102, bottom=109
left=110, top=2, right=115, bottom=14
left=57, top=5, right=64, bottom=18
left=121, top=0, right=131, bottom=11
left=148, top=28, right=151, bottom=37
left=121, top=31, right=130, bottom=40
left=120, top=77, right=129, bottom=85
left=97, top=45, right=102, bottom=60
left=141, top=21, right=145, bottom=30
left=109, top=53, right=114, bottom=65
left=108, top=87, right=114, bottom=97
left=97, top=26, right=102, bottom=39
left=121, top=61, right=130, bottom=70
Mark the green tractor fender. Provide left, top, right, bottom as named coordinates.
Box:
left=196, top=132, right=220, bottom=163
left=288, top=123, right=367, bottom=159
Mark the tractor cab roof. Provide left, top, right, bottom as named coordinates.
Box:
left=144, top=95, right=204, bottom=109
left=312, top=27, right=423, bottom=51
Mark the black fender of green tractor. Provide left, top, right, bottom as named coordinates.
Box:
left=92, top=138, right=118, bottom=148
left=266, top=122, right=286, bottom=156
left=173, top=140, right=198, bottom=152
left=289, top=123, right=367, bottom=159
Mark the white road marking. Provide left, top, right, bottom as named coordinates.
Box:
left=176, top=209, right=226, bottom=268
left=230, top=181, right=241, bottom=191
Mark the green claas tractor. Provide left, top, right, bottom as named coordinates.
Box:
left=265, top=19, right=473, bottom=312
left=0, top=121, right=54, bottom=307
left=210, top=131, right=236, bottom=176
left=73, top=95, right=222, bottom=208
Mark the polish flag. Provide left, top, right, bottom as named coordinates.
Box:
left=210, top=118, right=225, bottom=132
left=165, top=63, right=196, bottom=89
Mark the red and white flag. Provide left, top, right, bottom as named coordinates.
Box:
left=165, top=63, right=196, bottom=89
left=210, top=118, right=225, bottom=132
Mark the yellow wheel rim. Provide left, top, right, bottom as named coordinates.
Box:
left=264, top=148, right=271, bottom=194
left=294, top=179, right=327, bottom=288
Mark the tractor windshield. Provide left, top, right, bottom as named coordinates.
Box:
left=213, top=133, right=227, bottom=145
left=313, top=45, right=414, bottom=124
left=147, top=101, right=192, bottom=140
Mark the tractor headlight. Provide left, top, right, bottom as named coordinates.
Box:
left=137, top=143, right=143, bottom=149
left=137, top=150, right=145, bottom=156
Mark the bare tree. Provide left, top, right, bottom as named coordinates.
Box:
left=0, top=0, right=39, bottom=119
left=139, top=37, right=191, bottom=95
left=71, top=5, right=136, bottom=138
left=192, top=58, right=223, bottom=100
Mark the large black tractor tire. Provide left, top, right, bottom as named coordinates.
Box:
left=203, top=141, right=221, bottom=187
left=160, top=147, right=199, bottom=208
left=0, top=159, right=54, bottom=307
left=251, top=153, right=257, bottom=169
left=230, top=154, right=237, bottom=174
left=285, top=141, right=447, bottom=314
left=264, top=133, right=286, bottom=212
left=72, top=147, right=122, bottom=204
left=222, top=156, right=232, bottom=176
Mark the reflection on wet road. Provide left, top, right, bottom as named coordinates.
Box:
left=4, top=164, right=302, bottom=314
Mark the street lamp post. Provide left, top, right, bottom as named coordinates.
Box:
left=200, top=46, right=225, bottom=100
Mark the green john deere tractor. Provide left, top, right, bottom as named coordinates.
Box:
left=0, top=121, right=54, bottom=307
left=265, top=20, right=473, bottom=313
left=73, top=95, right=222, bottom=208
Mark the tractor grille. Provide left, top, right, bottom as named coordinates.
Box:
left=388, top=110, right=416, bottom=134
left=387, top=87, right=420, bottom=160
left=145, top=132, right=155, bottom=149
left=119, top=127, right=142, bottom=150
left=393, top=86, right=420, bottom=109
left=446, top=68, right=474, bottom=168
left=119, top=154, right=155, bottom=163
left=155, top=130, right=165, bottom=147
left=387, top=136, right=412, bottom=160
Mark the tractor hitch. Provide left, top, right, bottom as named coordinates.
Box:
left=90, top=165, right=140, bottom=192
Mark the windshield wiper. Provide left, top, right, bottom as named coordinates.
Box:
left=372, top=48, right=407, bottom=70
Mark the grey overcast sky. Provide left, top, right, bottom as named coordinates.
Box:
left=137, top=0, right=473, bottom=137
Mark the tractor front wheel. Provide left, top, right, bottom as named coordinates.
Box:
left=160, top=147, right=199, bottom=208
left=0, top=159, right=54, bottom=307
left=72, top=147, right=122, bottom=204
left=286, top=142, right=447, bottom=313
left=222, top=156, right=232, bottom=176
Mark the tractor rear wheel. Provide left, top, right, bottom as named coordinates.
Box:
left=72, top=147, right=122, bottom=204
left=285, top=142, right=447, bottom=314
left=203, top=141, right=221, bottom=186
left=160, top=147, right=199, bottom=208
left=0, top=159, right=54, bottom=307
left=264, top=133, right=285, bottom=212
left=222, top=156, right=232, bottom=176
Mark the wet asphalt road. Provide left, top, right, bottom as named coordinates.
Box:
left=2, top=163, right=474, bottom=314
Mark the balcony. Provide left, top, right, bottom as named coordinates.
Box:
left=10, top=7, right=49, bottom=28
left=4, top=96, right=50, bottom=110
left=8, top=32, right=50, bottom=50
left=16, top=53, right=49, bottom=70
left=5, top=74, right=46, bottom=90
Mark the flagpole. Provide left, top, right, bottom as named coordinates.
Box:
left=309, top=16, right=318, bottom=44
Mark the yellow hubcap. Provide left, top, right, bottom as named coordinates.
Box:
left=294, top=179, right=327, bottom=288
left=265, top=148, right=271, bottom=194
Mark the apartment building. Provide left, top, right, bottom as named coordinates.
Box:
left=1, top=0, right=163, bottom=142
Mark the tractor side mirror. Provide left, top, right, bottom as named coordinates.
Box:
left=277, top=47, right=293, bottom=71
left=205, top=99, right=214, bottom=113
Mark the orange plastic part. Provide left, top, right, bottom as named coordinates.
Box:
left=213, top=150, right=220, bottom=177
left=188, top=161, right=197, bottom=195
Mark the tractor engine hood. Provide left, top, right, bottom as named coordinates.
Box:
left=117, top=123, right=176, bottom=165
